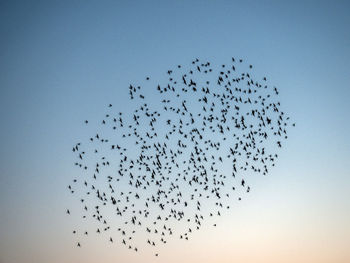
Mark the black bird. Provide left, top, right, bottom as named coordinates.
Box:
left=68, top=56, right=294, bottom=255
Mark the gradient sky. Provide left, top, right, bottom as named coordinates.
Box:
left=1, top=1, right=350, bottom=263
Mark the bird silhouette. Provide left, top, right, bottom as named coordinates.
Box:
left=67, top=57, right=294, bottom=256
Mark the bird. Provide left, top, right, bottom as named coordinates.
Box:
left=68, top=56, right=294, bottom=256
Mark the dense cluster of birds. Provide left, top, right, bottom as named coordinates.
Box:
left=67, top=57, right=294, bottom=256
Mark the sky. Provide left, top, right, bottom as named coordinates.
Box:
left=0, top=0, right=349, bottom=263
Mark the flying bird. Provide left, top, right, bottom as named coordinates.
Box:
left=67, top=57, right=294, bottom=256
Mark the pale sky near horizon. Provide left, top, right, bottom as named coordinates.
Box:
left=0, top=1, right=349, bottom=263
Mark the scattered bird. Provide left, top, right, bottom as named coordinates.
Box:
left=68, top=57, right=294, bottom=256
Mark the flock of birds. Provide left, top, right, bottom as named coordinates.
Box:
left=67, top=57, right=294, bottom=256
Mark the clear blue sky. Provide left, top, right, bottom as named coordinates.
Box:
left=0, top=1, right=349, bottom=263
